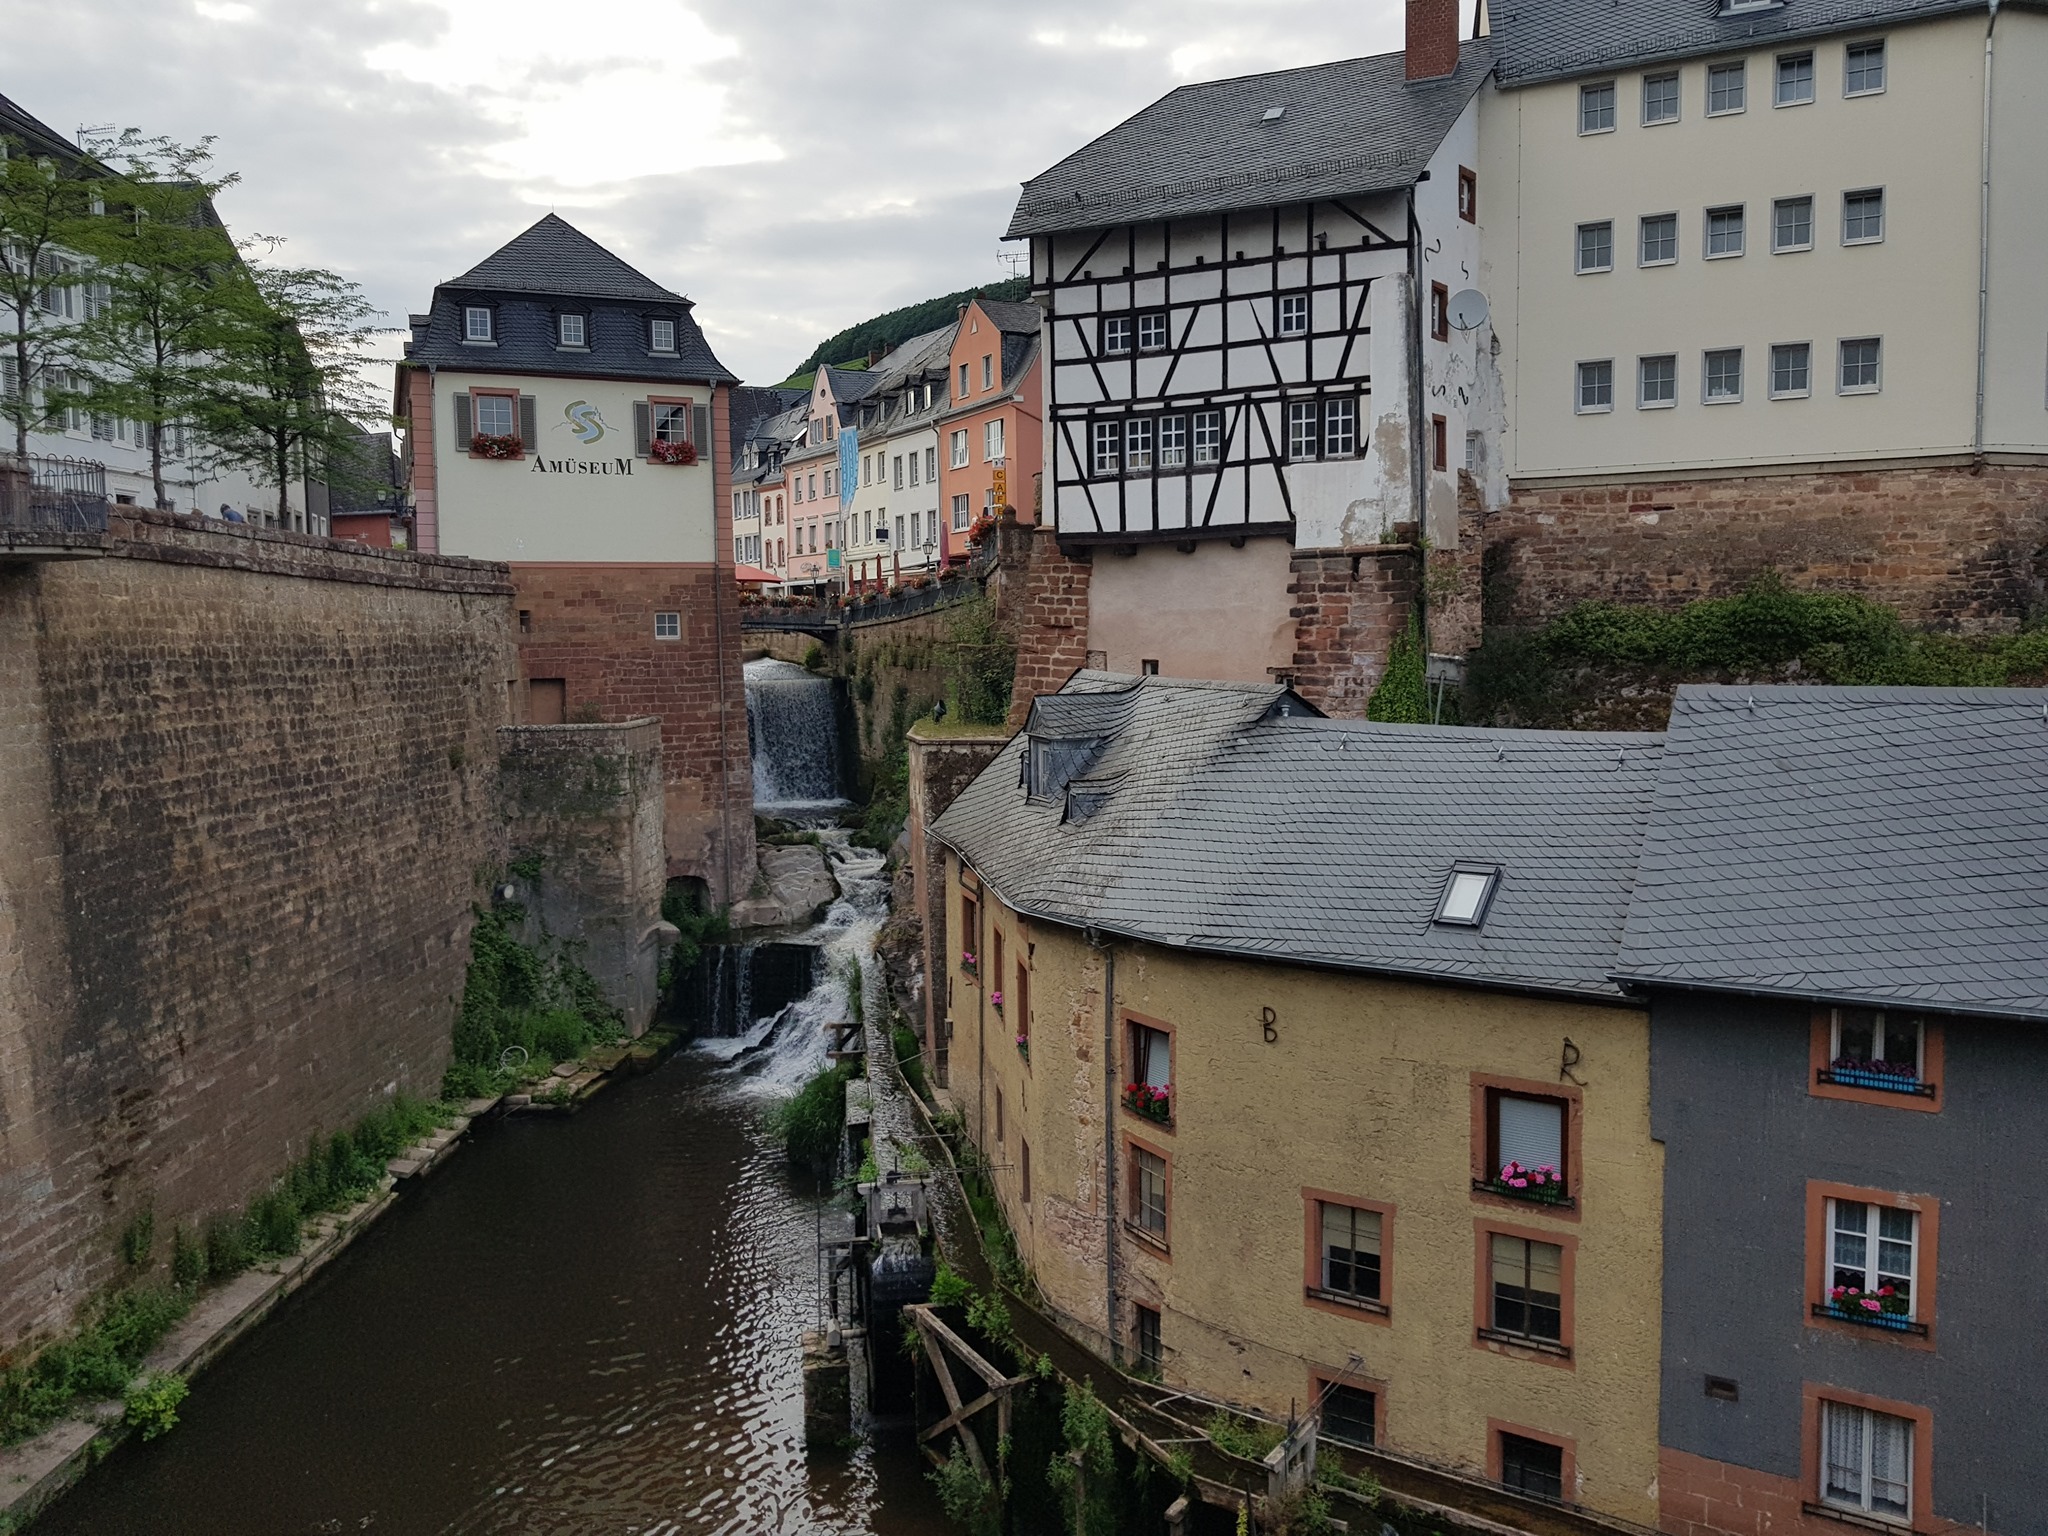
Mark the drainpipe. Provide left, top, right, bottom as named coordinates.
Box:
left=1971, top=0, right=2001, bottom=468
left=1089, top=928, right=1118, bottom=1363
left=1406, top=184, right=1427, bottom=536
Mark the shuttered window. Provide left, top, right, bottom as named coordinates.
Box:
left=1496, top=1094, right=1564, bottom=1176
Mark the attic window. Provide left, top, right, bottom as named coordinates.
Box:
left=1262, top=106, right=1286, bottom=122
left=463, top=306, right=494, bottom=343
left=1435, top=866, right=1500, bottom=927
left=1719, top=0, right=1784, bottom=12
left=649, top=318, right=677, bottom=353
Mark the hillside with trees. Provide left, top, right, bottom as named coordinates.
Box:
left=782, top=277, right=1029, bottom=385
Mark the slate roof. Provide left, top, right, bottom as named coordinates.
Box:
left=933, top=673, right=1663, bottom=1001
left=447, top=213, right=682, bottom=302
left=1489, top=0, right=2027, bottom=87
left=730, top=385, right=805, bottom=451
left=1614, top=686, right=2048, bottom=1021
left=976, top=299, right=1044, bottom=337
left=0, top=93, right=79, bottom=161
left=405, top=215, right=735, bottom=384
left=1005, top=44, right=1494, bottom=238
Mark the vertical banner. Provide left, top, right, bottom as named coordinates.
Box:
left=838, top=425, right=858, bottom=509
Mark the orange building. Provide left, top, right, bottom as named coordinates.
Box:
left=937, top=297, right=1042, bottom=561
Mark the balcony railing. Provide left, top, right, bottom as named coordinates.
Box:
left=1816, top=1064, right=1936, bottom=1098
left=0, top=455, right=111, bottom=546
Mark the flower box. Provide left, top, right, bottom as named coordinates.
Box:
left=960, top=950, right=977, bottom=975
left=1813, top=1291, right=1926, bottom=1336
left=1817, top=1060, right=1935, bottom=1097
left=1015, top=1034, right=1029, bottom=1061
left=1475, top=1161, right=1574, bottom=1207
left=990, top=989, right=1004, bottom=1011
left=649, top=438, right=698, bottom=466
left=1122, top=1082, right=1172, bottom=1125
left=470, top=432, right=522, bottom=460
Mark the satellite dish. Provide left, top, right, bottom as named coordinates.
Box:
left=1447, top=289, right=1490, bottom=332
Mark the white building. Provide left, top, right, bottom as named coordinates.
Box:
left=843, top=323, right=955, bottom=589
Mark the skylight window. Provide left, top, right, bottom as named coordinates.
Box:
left=1435, top=866, right=1500, bottom=927
left=1262, top=106, right=1286, bottom=122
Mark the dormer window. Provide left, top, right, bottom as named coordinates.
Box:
left=557, top=313, right=586, bottom=348
left=649, top=317, right=677, bottom=353
left=1720, top=0, right=1783, bottom=13
left=1435, top=866, right=1500, bottom=927
left=463, top=306, right=494, bottom=343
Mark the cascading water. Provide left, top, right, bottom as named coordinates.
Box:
left=746, top=657, right=846, bottom=812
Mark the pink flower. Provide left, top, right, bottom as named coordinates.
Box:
left=990, top=990, right=1004, bottom=1006
left=1510, top=1178, right=1528, bottom=1188
left=1861, top=1298, right=1881, bottom=1313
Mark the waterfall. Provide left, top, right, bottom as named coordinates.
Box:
left=745, top=658, right=844, bottom=811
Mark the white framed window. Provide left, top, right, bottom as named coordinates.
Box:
left=890, top=454, right=902, bottom=490
left=1436, top=866, right=1499, bottom=925
left=1839, top=337, right=1883, bottom=393
left=908, top=451, right=919, bottom=487
left=1770, top=342, right=1812, bottom=398
left=1101, top=315, right=1132, bottom=354
left=894, top=514, right=905, bottom=547
left=1706, top=205, right=1746, bottom=258
left=649, top=318, right=676, bottom=353
left=1845, top=39, right=1887, bottom=96
left=1137, top=311, right=1168, bottom=351
left=1642, top=71, right=1681, bottom=124
left=1703, top=347, right=1743, bottom=403
left=1830, top=1007, right=1925, bottom=1080
left=1640, top=213, right=1679, bottom=266
left=1579, top=81, right=1616, bottom=133
left=1575, top=221, right=1613, bottom=274
left=1192, top=410, right=1222, bottom=466
left=1821, top=1403, right=1912, bottom=1522
left=653, top=402, right=691, bottom=445
left=861, top=454, right=872, bottom=487
left=557, top=312, right=586, bottom=347
left=1828, top=1197, right=1918, bottom=1314
left=473, top=393, right=516, bottom=437
left=1577, top=359, right=1614, bottom=413
left=924, top=446, right=936, bottom=481
left=654, top=611, right=681, bottom=640
left=1773, top=196, right=1814, bottom=252
left=1091, top=420, right=1121, bottom=476
left=909, top=511, right=921, bottom=547
left=463, top=305, right=494, bottom=342
left=1708, top=61, right=1747, bottom=114
left=1286, top=400, right=1319, bottom=460
left=1318, top=1202, right=1383, bottom=1303
left=957, top=362, right=969, bottom=395
left=1158, top=414, right=1188, bottom=468
left=1276, top=293, right=1309, bottom=337
left=1639, top=354, right=1678, bottom=409
left=1125, top=418, right=1153, bottom=471
left=1776, top=51, right=1815, bottom=105
left=981, top=354, right=993, bottom=390
left=1324, top=397, right=1357, bottom=456
left=952, top=492, right=971, bottom=530
left=1843, top=188, right=1886, bottom=245
left=950, top=428, right=969, bottom=468
left=983, top=418, right=1005, bottom=462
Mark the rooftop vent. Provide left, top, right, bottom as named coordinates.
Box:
left=1434, top=865, right=1500, bottom=928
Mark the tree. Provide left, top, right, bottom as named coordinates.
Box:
left=0, top=134, right=97, bottom=459
left=67, top=133, right=240, bottom=509
left=198, top=249, right=385, bottom=525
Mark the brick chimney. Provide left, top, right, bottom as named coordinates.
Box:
left=1406, top=0, right=1460, bottom=80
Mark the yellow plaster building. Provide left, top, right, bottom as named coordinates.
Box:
left=930, top=674, right=1665, bottom=1523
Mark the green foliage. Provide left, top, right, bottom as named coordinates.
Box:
left=507, top=851, right=545, bottom=882
left=943, top=597, right=1017, bottom=728
left=119, top=1209, right=155, bottom=1270
left=853, top=748, right=909, bottom=851
left=1366, top=611, right=1429, bottom=723
left=766, top=1062, right=854, bottom=1169
left=1266, top=1487, right=1336, bottom=1536
left=170, top=1225, right=205, bottom=1289
left=965, top=1290, right=1013, bottom=1350
left=123, top=1372, right=187, bottom=1440
left=1205, top=1410, right=1285, bottom=1464
left=0, top=1287, right=190, bottom=1445
left=803, top=642, right=826, bottom=671
left=451, top=905, right=623, bottom=1091
left=928, top=1264, right=974, bottom=1308
left=1464, top=574, right=2048, bottom=729
left=792, top=277, right=1030, bottom=378
left=1046, top=1380, right=1120, bottom=1535
left=1318, top=1462, right=1383, bottom=1503
left=846, top=957, right=866, bottom=1026
left=893, top=1024, right=927, bottom=1099
left=0, top=124, right=101, bottom=458
left=927, top=1439, right=1001, bottom=1536
left=1165, top=1445, right=1195, bottom=1487
left=660, top=881, right=731, bottom=977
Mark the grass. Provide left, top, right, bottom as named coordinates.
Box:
left=1205, top=1409, right=1285, bottom=1464
left=767, top=1062, right=855, bottom=1170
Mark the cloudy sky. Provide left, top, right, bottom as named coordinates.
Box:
left=8, top=0, right=1405, bottom=386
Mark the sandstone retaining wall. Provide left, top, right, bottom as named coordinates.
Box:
left=0, top=512, right=513, bottom=1353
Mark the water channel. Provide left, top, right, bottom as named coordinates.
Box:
left=39, top=682, right=951, bottom=1533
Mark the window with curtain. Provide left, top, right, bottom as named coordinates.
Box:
left=1822, top=1403, right=1911, bottom=1519
left=1318, top=1203, right=1382, bottom=1302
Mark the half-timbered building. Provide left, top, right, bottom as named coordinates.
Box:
left=1006, top=6, right=1494, bottom=692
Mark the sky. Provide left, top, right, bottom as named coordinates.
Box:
left=6, top=0, right=1406, bottom=387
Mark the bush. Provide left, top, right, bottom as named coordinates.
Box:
left=766, top=1063, right=854, bottom=1169
left=170, top=1226, right=205, bottom=1289
left=928, top=1265, right=973, bottom=1308
left=124, top=1372, right=188, bottom=1440
left=1205, top=1409, right=1284, bottom=1463
left=0, top=1287, right=191, bottom=1445
left=1366, top=611, right=1428, bottom=723
left=927, top=1441, right=1000, bottom=1536
left=893, top=1024, right=926, bottom=1099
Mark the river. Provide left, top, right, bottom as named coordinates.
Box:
left=37, top=842, right=951, bottom=1536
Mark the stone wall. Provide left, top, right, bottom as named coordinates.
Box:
left=1282, top=543, right=1421, bottom=717
left=0, top=511, right=513, bottom=1352
left=1488, top=462, right=2048, bottom=633
left=903, top=723, right=1010, bottom=1079
left=990, top=520, right=1092, bottom=728
left=509, top=562, right=755, bottom=902
left=498, top=719, right=668, bottom=1035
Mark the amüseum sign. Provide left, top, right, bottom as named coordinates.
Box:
left=528, top=457, right=636, bottom=475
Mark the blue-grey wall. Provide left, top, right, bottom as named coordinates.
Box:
left=1650, top=991, right=2048, bottom=1533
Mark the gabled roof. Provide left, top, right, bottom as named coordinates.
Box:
left=1490, top=0, right=2018, bottom=88
left=1005, top=43, right=1494, bottom=238
left=821, top=363, right=883, bottom=405
left=730, top=385, right=806, bottom=450
left=974, top=299, right=1044, bottom=337
left=934, top=673, right=1661, bottom=1002
left=1614, top=686, right=2048, bottom=1021
left=0, top=93, right=80, bottom=161
left=447, top=213, right=684, bottom=303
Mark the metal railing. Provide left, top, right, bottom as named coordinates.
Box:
left=0, top=454, right=111, bottom=543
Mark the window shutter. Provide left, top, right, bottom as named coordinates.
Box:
left=519, top=396, right=537, bottom=449
left=633, top=402, right=651, bottom=457
left=1497, top=1096, right=1564, bottom=1173
left=453, top=392, right=472, bottom=446
left=693, top=404, right=709, bottom=452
